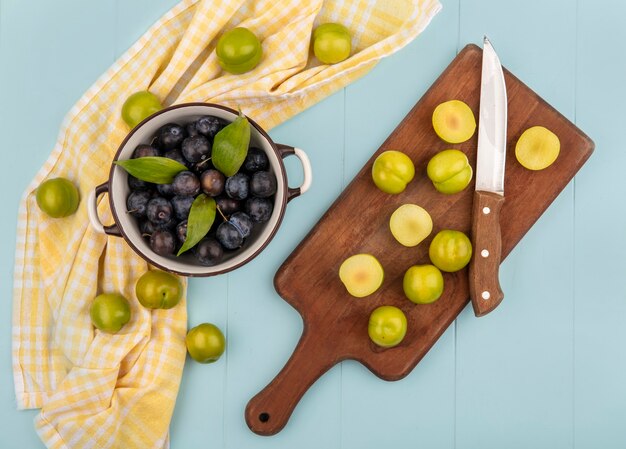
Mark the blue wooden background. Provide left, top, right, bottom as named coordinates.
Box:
left=1, top=0, right=623, bottom=448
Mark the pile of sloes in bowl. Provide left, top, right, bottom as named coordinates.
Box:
left=124, top=116, right=277, bottom=266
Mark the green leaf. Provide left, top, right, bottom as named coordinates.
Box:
left=212, top=109, right=250, bottom=177
left=177, top=194, right=216, bottom=256
left=114, top=156, right=187, bottom=184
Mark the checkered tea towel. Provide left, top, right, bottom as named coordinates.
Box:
left=12, top=0, right=441, bottom=447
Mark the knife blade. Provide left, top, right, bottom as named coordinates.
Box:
left=469, top=36, right=508, bottom=317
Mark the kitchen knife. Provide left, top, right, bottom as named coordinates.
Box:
left=469, top=36, right=508, bottom=317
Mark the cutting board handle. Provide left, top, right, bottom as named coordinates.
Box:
left=245, top=328, right=337, bottom=436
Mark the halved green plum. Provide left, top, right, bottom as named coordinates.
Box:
left=339, top=254, right=384, bottom=298
left=432, top=100, right=476, bottom=144
left=515, top=126, right=560, bottom=170
left=389, top=204, right=432, bottom=247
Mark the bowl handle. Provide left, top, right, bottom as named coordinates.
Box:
left=276, top=144, right=312, bottom=202
left=87, top=182, right=122, bottom=237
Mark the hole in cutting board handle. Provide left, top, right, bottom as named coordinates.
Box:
left=258, top=412, right=270, bottom=423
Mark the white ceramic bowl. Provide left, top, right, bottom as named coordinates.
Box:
left=87, top=103, right=311, bottom=276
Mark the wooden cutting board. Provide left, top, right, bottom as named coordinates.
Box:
left=245, top=44, right=594, bottom=436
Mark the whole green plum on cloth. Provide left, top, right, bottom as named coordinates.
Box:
left=135, top=270, right=183, bottom=309
left=313, top=23, right=352, bottom=64
left=121, top=91, right=163, bottom=128
left=89, top=293, right=131, bottom=333
left=36, top=178, right=79, bottom=218
left=217, top=27, right=263, bottom=74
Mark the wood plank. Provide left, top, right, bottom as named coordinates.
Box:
left=455, top=0, right=578, bottom=447
left=574, top=0, right=626, bottom=446
left=0, top=1, right=116, bottom=448
left=224, top=93, right=346, bottom=448
left=114, top=0, right=180, bottom=57
left=246, top=43, right=592, bottom=436
left=171, top=276, right=229, bottom=448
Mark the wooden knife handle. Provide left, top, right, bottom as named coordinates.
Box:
left=469, top=190, right=505, bottom=317
left=245, top=329, right=338, bottom=436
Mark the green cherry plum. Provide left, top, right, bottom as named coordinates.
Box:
left=372, top=150, right=415, bottom=194
left=368, top=306, right=407, bottom=348
left=426, top=149, right=473, bottom=194
left=313, top=23, right=351, bottom=64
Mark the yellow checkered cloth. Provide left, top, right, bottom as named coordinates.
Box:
left=12, top=0, right=440, bottom=447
